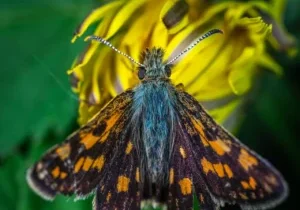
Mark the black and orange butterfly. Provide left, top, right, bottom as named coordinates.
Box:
left=27, top=29, right=288, bottom=210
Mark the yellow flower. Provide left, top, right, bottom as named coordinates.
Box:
left=69, top=0, right=295, bottom=128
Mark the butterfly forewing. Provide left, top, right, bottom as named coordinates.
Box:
left=27, top=90, right=135, bottom=200
left=175, top=90, right=288, bottom=209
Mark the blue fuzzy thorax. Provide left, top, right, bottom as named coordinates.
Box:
left=130, top=47, right=176, bottom=183
left=132, top=80, right=176, bottom=182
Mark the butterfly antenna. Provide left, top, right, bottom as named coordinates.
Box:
left=167, top=29, right=223, bottom=65
left=86, top=35, right=145, bottom=67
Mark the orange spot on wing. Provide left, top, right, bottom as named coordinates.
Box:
left=201, top=157, right=215, bottom=174
left=249, top=177, right=257, bottom=190
left=92, top=155, right=105, bottom=171
left=82, top=157, right=93, bottom=171
left=74, top=157, right=85, bottom=173
left=60, top=172, right=67, bottom=179
left=106, top=192, right=112, bottom=202
left=125, top=141, right=133, bottom=154
left=238, top=149, right=258, bottom=171
left=135, top=168, right=140, bottom=183
left=169, top=168, right=174, bottom=184
left=81, top=112, right=122, bottom=148
left=200, top=193, right=205, bottom=203
left=51, top=166, right=60, bottom=178
left=179, top=146, right=187, bottom=158
left=241, top=177, right=257, bottom=190
left=209, top=139, right=230, bottom=156
left=241, top=181, right=251, bottom=189
left=239, top=193, right=249, bottom=200
left=201, top=159, right=234, bottom=179
left=80, top=133, right=98, bottom=150
left=190, top=117, right=209, bottom=146
left=213, top=163, right=225, bottom=178
left=100, top=113, right=122, bottom=143
left=190, top=115, right=231, bottom=156
left=106, top=112, right=121, bottom=129
left=224, top=164, right=233, bottom=178
left=117, top=176, right=130, bottom=192
left=178, top=178, right=192, bottom=195
left=55, top=143, right=70, bottom=160
left=99, top=132, right=109, bottom=143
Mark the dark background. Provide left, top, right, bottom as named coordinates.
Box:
left=0, top=0, right=299, bottom=210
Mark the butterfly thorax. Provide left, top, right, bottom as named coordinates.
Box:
left=132, top=79, right=176, bottom=184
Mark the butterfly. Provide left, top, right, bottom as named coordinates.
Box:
left=27, top=29, right=288, bottom=210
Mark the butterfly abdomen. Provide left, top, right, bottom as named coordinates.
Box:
left=132, top=81, right=176, bottom=184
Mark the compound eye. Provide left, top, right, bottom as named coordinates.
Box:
left=138, top=67, right=146, bottom=80
left=165, top=65, right=171, bottom=77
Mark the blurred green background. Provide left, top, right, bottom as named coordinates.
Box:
left=0, top=0, right=299, bottom=210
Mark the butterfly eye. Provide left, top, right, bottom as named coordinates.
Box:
left=165, top=65, right=171, bottom=77
left=138, top=67, right=146, bottom=80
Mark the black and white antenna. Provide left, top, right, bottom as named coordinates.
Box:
left=85, top=35, right=145, bottom=67
left=166, top=29, right=223, bottom=65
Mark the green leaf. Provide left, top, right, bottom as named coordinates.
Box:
left=0, top=1, right=94, bottom=157
left=0, top=155, right=22, bottom=210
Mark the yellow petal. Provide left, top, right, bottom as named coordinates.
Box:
left=68, top=42, right=102, bottom=75
left=258, top=53, right=283, bottom=76
left=106, top=0, right=147, bottom=38
left=209, top=99, right=241, bottom=125
left=91, top=46, right=112, bottom=103
left=174, top=34, right=228, bottom=99
left=122, top=0, right=166, bottom=60
left=228, top=47, right=256, bottom=95
left=72, top=1, right=124, bottom=42
left=151, top=21, right=169, bottom=50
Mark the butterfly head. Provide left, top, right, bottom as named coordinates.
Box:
left=138, top=48, right=171, bottom=80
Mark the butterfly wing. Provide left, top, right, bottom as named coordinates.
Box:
left=170, top=90, right=288, bottom=210
left=27, top=90, right=141, bottom=209
left=167, top=122, right=194, bottom=210
left=93, top=131, right=141, bottom=210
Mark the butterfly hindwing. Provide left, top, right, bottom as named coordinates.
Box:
left=167, top=122, right=194, bottom=210
left=93, top=129, right=141, bottom=210
left=174, top=90, right=288, bottom=210
left=27, top=90, right=135, bottom=201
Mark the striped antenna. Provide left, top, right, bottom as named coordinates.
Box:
left=167, top=29, right=223, bottom=65
left=86, top=35, right=145, bottom=67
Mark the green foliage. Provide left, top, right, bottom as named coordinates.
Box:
left=0, top=1, right=94, bottom=156
left=0, top=0, right=94, bottom=209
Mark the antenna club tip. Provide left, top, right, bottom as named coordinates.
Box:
left=211, top=28, right=224, bottom=34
